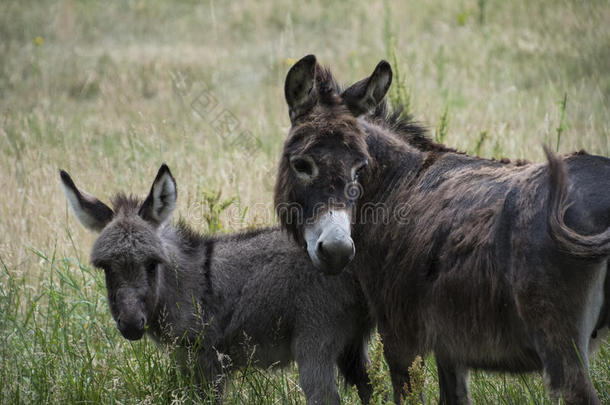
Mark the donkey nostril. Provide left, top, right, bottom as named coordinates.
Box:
left=317, top=241, right=329, bottom=260
left=315, top=235, right=355, bottom=268
left=139, top=317, right=146, bottom=329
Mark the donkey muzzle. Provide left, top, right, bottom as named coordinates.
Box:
left=305, top=210, right=355, bottom=274
left=117, top=313, right=147, bottom=340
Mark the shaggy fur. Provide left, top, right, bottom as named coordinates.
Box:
left=274, top=55, right=610, bottom=405
left=60, top=166, right=374, bottom=405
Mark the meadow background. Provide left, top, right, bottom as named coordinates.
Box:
left=1, top=0, right=609, bottom=403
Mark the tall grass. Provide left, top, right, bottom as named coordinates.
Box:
left=1, top=0, right=609, bottom=403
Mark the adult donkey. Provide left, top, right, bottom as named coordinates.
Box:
left=60, top=164, right=374, bottom=405
left=274, top=55, right=610, bottom=404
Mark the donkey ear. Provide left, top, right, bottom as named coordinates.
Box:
left=285, top=54, right=318, bottom=122
left=341, top=60, right=392, bottom=116
left=60, top=170, right=114, bottom=232
left=139, top=164, right=177, bottom=227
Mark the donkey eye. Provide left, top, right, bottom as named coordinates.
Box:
left=290, top=156, right=318, bottom=180
left=292, top=158, right=312, bottom=175
left=353, top=161, right=368, bottom=180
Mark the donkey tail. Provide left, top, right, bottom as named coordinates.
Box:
left=545, top=145, right=610, bottom=260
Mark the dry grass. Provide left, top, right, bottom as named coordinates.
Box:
left=1, top=0, right=608, bottom=403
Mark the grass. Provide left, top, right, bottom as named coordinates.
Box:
left=1, top=0, right=609, bottom=403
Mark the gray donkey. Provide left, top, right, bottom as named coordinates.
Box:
left=59, top=164, right=374, bottom=404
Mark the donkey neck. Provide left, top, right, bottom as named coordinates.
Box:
left=357, top=119, right=426, bottom=209
left=146, top=223, right=216, bottom=343
left=348, top=119, right=446, bottom=297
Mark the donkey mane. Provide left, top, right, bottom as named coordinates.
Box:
left=111, top=193, right=142, bottom=213
left=370, top=103, right=446, bottom=153
left=367, top=102, right=541, bottom=166
left=369, top=102, right=587, bottom=165
left=220, top=226, right=279, bottom=241
left=315, top=63, right=588, bottom=167
left=109, top=193, right=280, bottom=250
left=314, top=66, right=455, bottom=156
left=316, top=66, right=343, bottom=106
left=174, top=219, right=208, bottom=250
left=318, top=66, right=532, bottom=165
left=175, top=221, right=279, bottom=245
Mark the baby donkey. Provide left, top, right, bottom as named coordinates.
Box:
left=60, top=164, right=373, bottom=404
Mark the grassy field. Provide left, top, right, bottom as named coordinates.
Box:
left=1, top=0, right=609, bottom=403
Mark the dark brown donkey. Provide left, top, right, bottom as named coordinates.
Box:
left=60, top=165, right=374, bottom=404
left=274, top=55, right=610, bottom=404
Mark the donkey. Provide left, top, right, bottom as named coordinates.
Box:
left=60, top=164, right=375, bottom=405
left=273, top=54, right=610, bottom=404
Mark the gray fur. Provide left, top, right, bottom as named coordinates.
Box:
left=60, top=166, right=374, bottom=405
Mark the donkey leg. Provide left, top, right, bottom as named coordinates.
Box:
left=435, top=357, right=470, bottom=405
left=380, top=329, right=423, bottom=404
left=524, top=262, right=605, bottom=405
left=533, top=333, right=600, bottom=405
left=172, top=346, right=224, bottom=402
left=297, top=357, right=341, bottom=405
left=337, top=340, right=373, bottom=404
left=195, top=349, right=227, bottom=403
